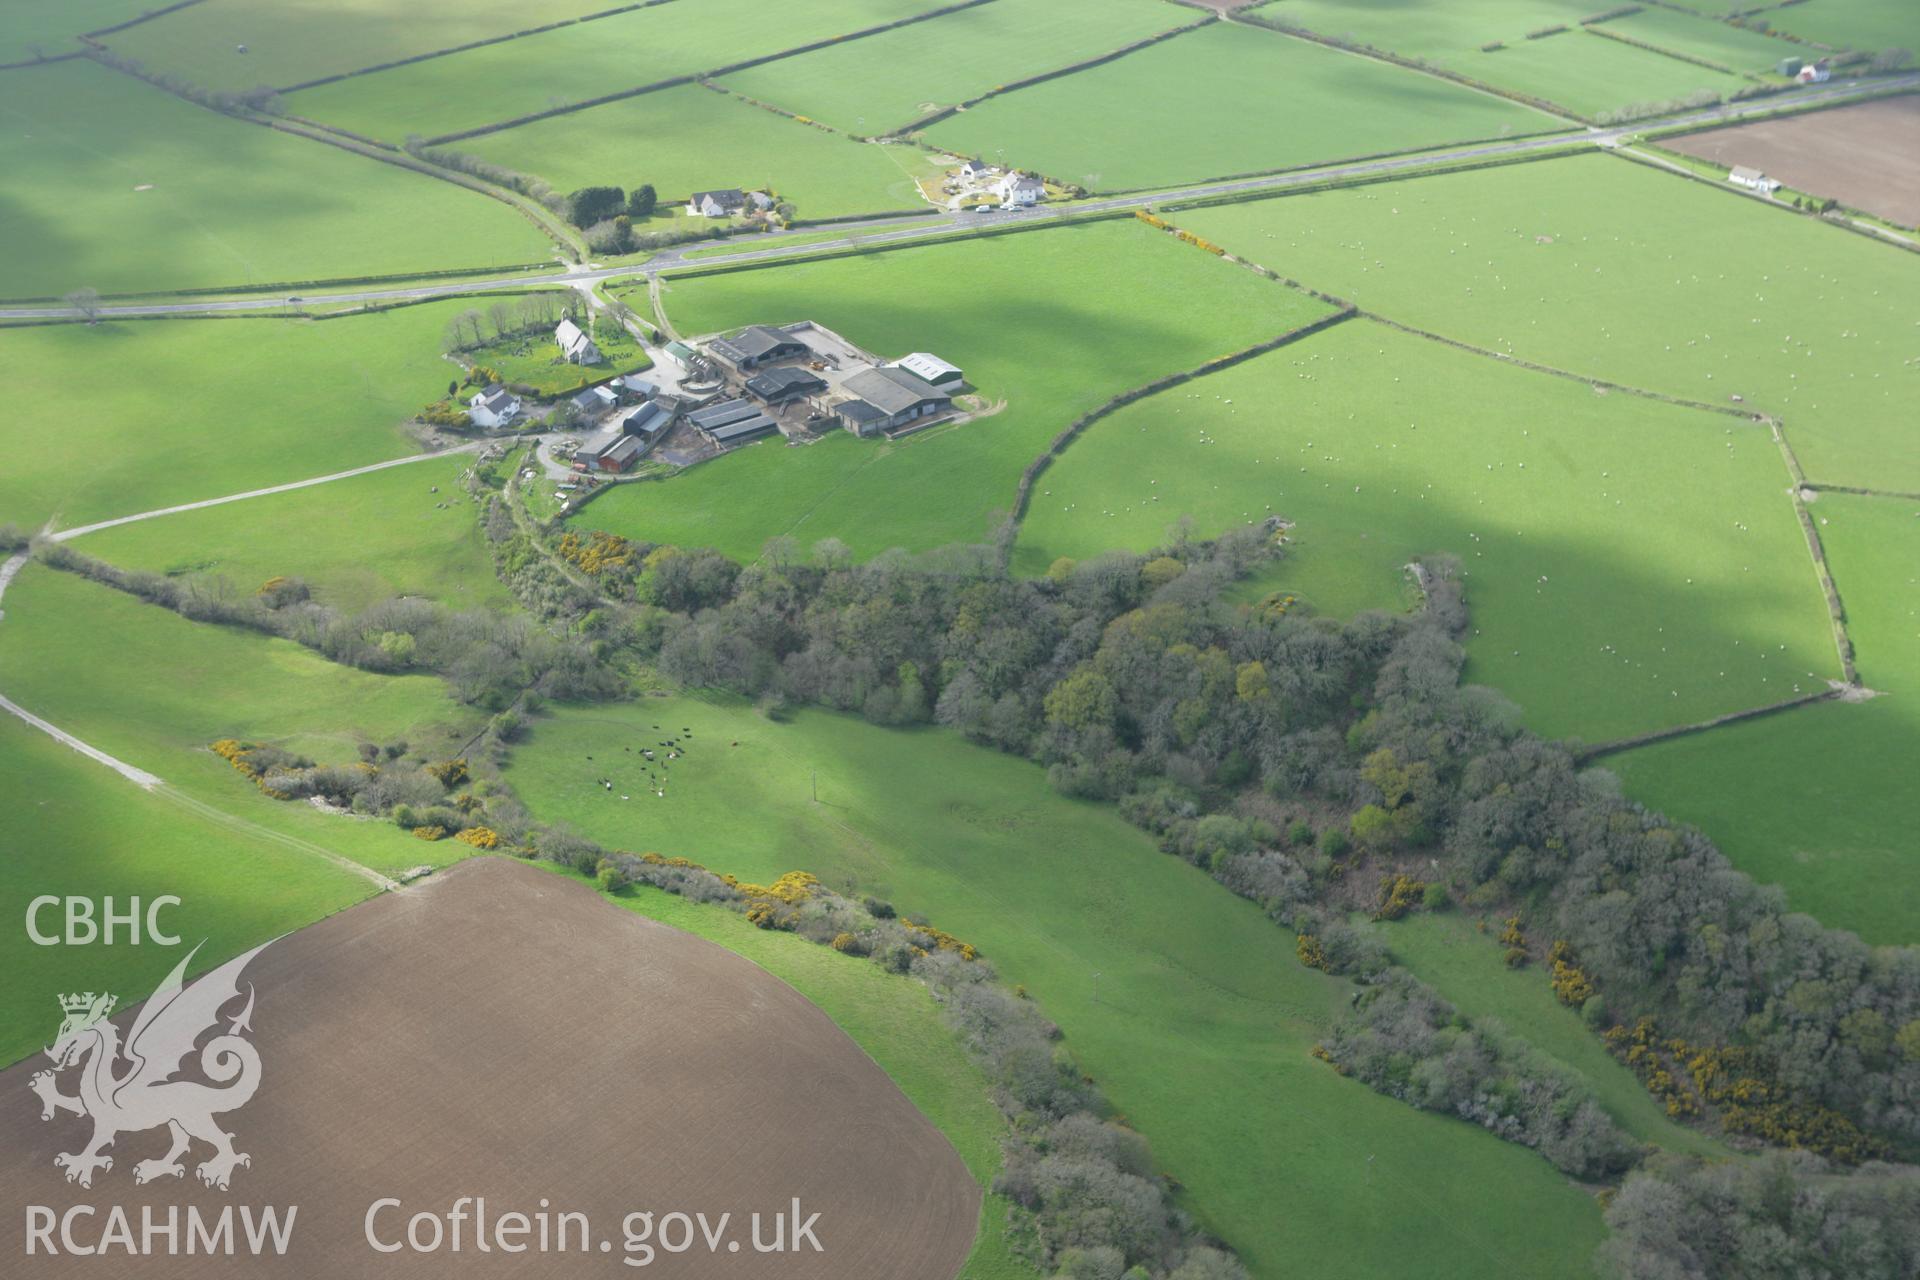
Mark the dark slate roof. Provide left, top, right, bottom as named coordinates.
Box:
left=708, top=415, right=776, bottom=444
left=842, top=365, right=949, bottom=416
left=575, top=428, right=624, bottom=460
left=708, top=324, right=803, bottom=365
left=833, top=399, right=888, bottom=427
left=689, top=398, right=760, bottom=430
left=745, top=366, right=826, bottom=399
left=602, top=435, right=647, bottom=467
left=621, top=401, right=671, bottom=436
left=691, top=188, right=747, bottom=207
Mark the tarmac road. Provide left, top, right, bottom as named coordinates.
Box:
left=3, top=73, right=1909, bottom=322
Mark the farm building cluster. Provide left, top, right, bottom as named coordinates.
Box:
left=474, top=316, right=971, bottom=479
left=669, top=321, right=966, bottom=454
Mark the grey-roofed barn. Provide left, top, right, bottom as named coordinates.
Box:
left=707, top=325, right=809, bottom=372
left=745, top=366, right=827, bottom=404
left=834, top=366, right=951, bottom=436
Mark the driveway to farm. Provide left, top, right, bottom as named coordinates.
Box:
left=4, top=74, right=1910, bottom=323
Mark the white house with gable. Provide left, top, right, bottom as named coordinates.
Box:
left=994, top=173, right=1045, bottom=208
left=467, top=385, right=522, bottom=429
left=556, top=318, right=603, bottom=365
left=1728, top=166, right=1780, bottom=195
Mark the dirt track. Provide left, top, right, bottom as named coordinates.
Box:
left=0, top=857, right=979, bottom=1277
left=1665, top=95, right=1920, bottom=226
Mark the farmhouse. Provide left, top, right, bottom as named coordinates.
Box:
left=708, top=324, right=810, bottom=373
left=744, top=365, right=827, bottom=406
left=1728, top=166, right=1780, bottom=194
left=466, top=385, right=521, bottom=429
left=689, top=397, right=778, bottom=447
left=1797, top=60, right=1831, bottom=84
left=833, top=366, right=951, bottom=436
left=995, top=173, right=1045, bottom=208
left=687, top=188, right=750, bottom=217
left=556, top=318, right=602, bottom=365
left=960, top=158, right=993, bottom=180
left=890, top=352, right=964, bottom=388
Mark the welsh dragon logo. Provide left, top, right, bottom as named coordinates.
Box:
left=29, top=940, right=274, bottom=1191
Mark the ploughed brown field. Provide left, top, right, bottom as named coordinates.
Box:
left=1664, top=95, right=1920, bottom=226
left=0, top=857, right=979, bottom=1278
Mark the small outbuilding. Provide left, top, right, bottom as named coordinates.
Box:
left=570, top=384, right=619, bottom=417
left=573, top=429, right=648, bottom=473
left=1728, top=165, right=1780, bottom=194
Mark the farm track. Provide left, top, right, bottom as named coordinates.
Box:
left=0, top=447, right=479, bottom=865
left=2, top=73, right=1909, bottom=321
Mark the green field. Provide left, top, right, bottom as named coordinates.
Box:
left=0, top=712, right=376, bottom=1068
left=1253, top=0, right=1769, bottom=118
left=1608, top=492, right=1920, bottom=944
left=287, top=0, right=943, bottom=143
left=67, top=452, right=510, bottom=612
left=1468, top=29, right=1751, bottom=118
left=1179, top=152, right=1920, bottom=492
left=98, top=0, right=630, bottom=91
left=465, top=85, right=935, bottom=221
left=1595, top=7, right=1803, bottom=75
left=923, top=21, right=1557, bottom=192
left=1767, top=0, right=1920, bottom=53
left=579, top=220, right=1332, bottom=558
left=719, top=0, right=1183, bottom=134
left=1016, top=318, right=1836, bottom=742
left=0, top=61, right=551, bottom=299
left=0, top=0, right=154, bottom=63
left=0, top=565, right=479, bottom=880
left=0, top=305, right=482, bottom=531
left=1377, top=913, right=1731, bottom=1157
left=501, top=696, right=1607, bottom=1279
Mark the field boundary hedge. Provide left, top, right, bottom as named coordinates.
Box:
left=0, top=51, right=83, bottom=71
left=1002, top=308, right=1356, bottom=557
left=889, top=15, right=1215, bottom=136
left=1236, top=11, right=1584, bottom=121
left=74, top=47, right=584, bottom=252
left=1361, top=310, right=1763, bottom=420
left=422, top=0, right=1000, bottom=146
left=1584, top=24, right=1747, bottom=76
left=278, top=0, right=679, bottom=94
left=1063, top=119, right=1579, bottom=200
left=84, top=0, right=206, bottom=40
left=1575, top=687, right=1840, bottom=760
